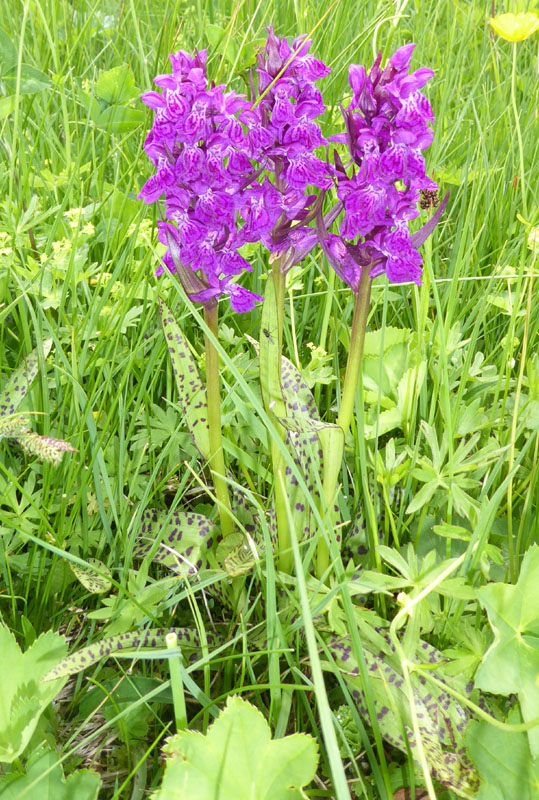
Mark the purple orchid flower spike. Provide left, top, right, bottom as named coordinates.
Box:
left=321, top=44, right=445, bottom=290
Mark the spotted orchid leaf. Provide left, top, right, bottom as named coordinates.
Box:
left=42, top=627, right=221, bottom=682
left=132, top=508, right=219, bottom=576
left=327, top=635, right=480, bottom=798
left=158, top=298, right=210, bottom=461
left=70, top=558, right=112, bottom=594
left=155, top=695, right=318, bottom=800
left=0, top=339, right=53, bottom=422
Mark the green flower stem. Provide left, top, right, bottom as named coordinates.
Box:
left=166, top=632, right=187, bottom=731
left=317, top=267, right=371, bottom=578
left=203, top=303, right=234, bottom=538
left=271, top=259, right=293, bottom=573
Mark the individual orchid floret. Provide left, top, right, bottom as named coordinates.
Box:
left=321, top=44, right=443, bottom=290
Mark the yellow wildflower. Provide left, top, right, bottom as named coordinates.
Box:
left=490, top=12, right=539, bottom=42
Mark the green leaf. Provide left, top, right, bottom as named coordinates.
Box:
left=258, top=280, right=286, bottom=419
left=0, top=339, right=53, bottom=419
left=2, top=64, right=52, bottom=94
left=328, top=635, right=480, bottom=797
left=94, top=64, right=140, bottom=105
left=92, top=104, right=145, bottom=133
left=0, top=29, right=17, bottom=73
left=155, top=696, right=318, bottom=800
left=132, top=508, right=218, bottom=576
left=0, top=95, right=15, bottom=118
left=466, top=709, right=539, bottom=800
left=70, top=558, right=112, bottom=594
left=158, top=298, right=211, bottom=461
left=42, top=627, right=220, bottom=682
left=0, top=625, right=67, bottom=762
left=475, top=545, right=539, bottom=757
left=0, top=749, right=101, bottom=799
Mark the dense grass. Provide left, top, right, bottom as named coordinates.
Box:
left=1, top=1, right=538, bottom=798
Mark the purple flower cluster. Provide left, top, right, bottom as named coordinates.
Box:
left=321, top=43, right=437, bottom=290
left=139, top=32, right=333, bottom=311
left=139, top=49, right=264, bottom=312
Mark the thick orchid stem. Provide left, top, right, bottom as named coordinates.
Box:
left=317, top=267, right=371, bottom=578
left=204, top=303, right=234, bottom=538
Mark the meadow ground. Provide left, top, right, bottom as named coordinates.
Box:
left=0, top=1, right=538, bottom=798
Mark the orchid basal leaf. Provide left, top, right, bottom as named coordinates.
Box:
left=70, top=558, right=112, bottom=594
left=327, top=635, right=480, bottom=798
left=132, top=508, right=219, bottom=576
left=42, top=627, right=221, bottom=682
left=156, top=696, right=318, bottom=800
left=0, top=339, right=53, bottom=420
left=158, top=298, right=210, bottom=461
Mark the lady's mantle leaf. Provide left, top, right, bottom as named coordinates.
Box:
left=466, top=710, right=539, bottom=800
left=0, top=625, right=67, bottom=762
left=156, top=695, right=318, bottom=800
left=158, top=298, right=210, bottom=461
left=475, top=544, right=539, bottom=757
left=0, top=749, right=101, bottom=799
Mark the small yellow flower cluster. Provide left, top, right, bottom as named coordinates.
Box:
left=490, top=12, right=539, bottom=41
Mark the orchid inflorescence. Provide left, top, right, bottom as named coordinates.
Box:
left=139, top=29, right=442, bottom=309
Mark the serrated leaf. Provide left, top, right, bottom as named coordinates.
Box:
left=0, top=339, right=53, bottom=418
left=0, top=748, right=101, bottom=799
left=132, top=508, right=218, bottom=575
left=70, top=558, right=112, bottom=594
left=0, top=625, right=67, bottom=762
left=475, top=545, right=539, bottom=757
left=158, top=298, right=211, bottom=461
left=156, top=696, right=318, bottom=800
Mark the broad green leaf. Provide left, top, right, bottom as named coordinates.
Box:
left=92, top=104, right=145, bottom=133
left=132, top=508, right=218, bottom=575
left=0, top=339, right=53, bottom=419
left=70, top=558, right=112, bottom=594
left=155, top=696, right=318, bottom=800
left=95, top=65, right=140, bottom=105
left=0, top=29, right=17, bottom=73
left=42, top=627, right=221, bottom=682
left=475, top=545, right=539, bottom=757
left=158, top=298, right=210, bottom=460
left=0, top=626, right=67, bottom=762
left=0, top=749, right=101, bottom=799
left=466, top=710, right=539, bottom=800
left=0, top=95, right=15, bottom=118
left=2, top=64, right=52, bottom=94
